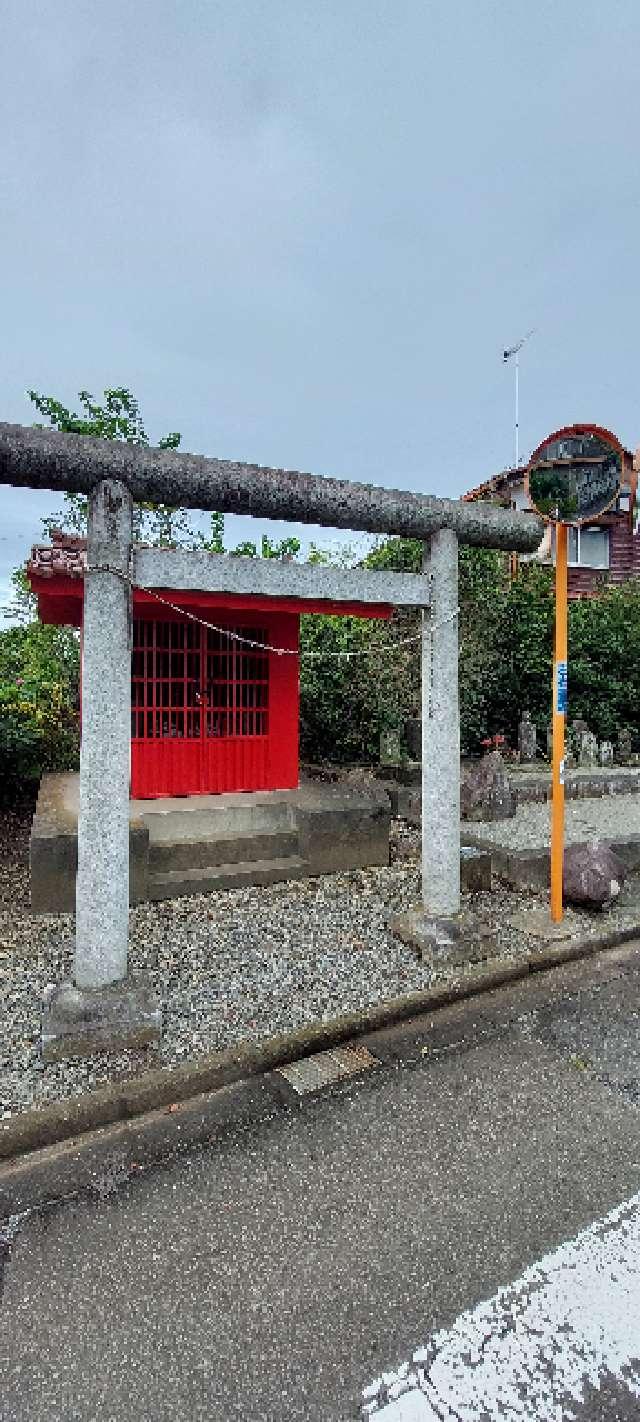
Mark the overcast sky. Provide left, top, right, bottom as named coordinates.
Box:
left=1, top=0, right=639, bottom=608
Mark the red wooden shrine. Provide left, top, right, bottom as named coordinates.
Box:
left=28, top=535, right=391, bottom=800
left=128, top=604, right=299, bottom=798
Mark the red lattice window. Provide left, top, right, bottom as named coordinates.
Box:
left=131, top=620, right=269, bottom=741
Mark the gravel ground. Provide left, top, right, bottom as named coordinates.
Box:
left=1, top=809, right=638, bottom=1119
left=469, top=795, right=640, bottom=851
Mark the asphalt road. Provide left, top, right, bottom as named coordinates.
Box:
left=3, top=944, right=640, bottom=1421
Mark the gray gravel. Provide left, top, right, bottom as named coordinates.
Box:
left=469, top=795, right=640, bottom=850
left=1, top=810, right=637, bottom=1119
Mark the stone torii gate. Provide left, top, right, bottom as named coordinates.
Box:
left=0, top=423, right=542, bottom=1056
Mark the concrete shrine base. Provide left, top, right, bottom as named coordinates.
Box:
left=30, top=773, right=392, bottom=912
left=42, top=977, right=162, bottom=1062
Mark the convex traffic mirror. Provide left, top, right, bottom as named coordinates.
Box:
left=526, top=425, right=623, bottom=524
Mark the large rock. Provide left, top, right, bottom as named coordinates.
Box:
left=460, top=751, right=517, bottom=822
left=563, top=840, right=626, bottom=909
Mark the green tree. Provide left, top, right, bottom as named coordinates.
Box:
left=27, top=386, right=303, bottom=561
left=231, top=534, right=301, bottom=560
left=300, top=536, right=423, bottom=762
left=299, top=610, right=418, bottom=763
left=300, top=535, right=552, bottom=761
left=0, top=602, right=80, bottom=800
left=1, top=385, right=193, bottom=798
left=28, top=386, right=225, bottom=551
left=569, top=581, right=640, bottom=741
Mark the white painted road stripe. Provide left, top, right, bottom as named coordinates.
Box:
left=361, top=1190, right=640, bottom=1419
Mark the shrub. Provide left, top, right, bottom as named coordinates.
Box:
left=299, top=611, right=419, bottom=763
left=300, top=539, right=640, bottom=765
left=0, top=619, right=80, bottom=800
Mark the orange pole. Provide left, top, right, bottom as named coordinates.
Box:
left=550, top=521, right=568, bottom=921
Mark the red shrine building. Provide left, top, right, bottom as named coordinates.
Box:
left=28, top=533, right=392, bottom=800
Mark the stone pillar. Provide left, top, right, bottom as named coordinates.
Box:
left=391, top=529, right=478, bottom=964
left=421, top=529, right=460, bottom=918
left=41, top=479, right=161, bottom=1061
left=75, top=480, right=132, bottom=988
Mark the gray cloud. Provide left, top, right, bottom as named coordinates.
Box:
left=2, top=0, right=639, bottom=601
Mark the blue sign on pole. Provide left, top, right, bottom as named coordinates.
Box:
left=556, top=660, right=568, bottom=715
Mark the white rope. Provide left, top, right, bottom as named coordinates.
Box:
left=86, top=564, right=459, bottom=660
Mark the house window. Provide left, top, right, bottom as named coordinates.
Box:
left=567, top=525, right=610, bottom=569
left=510, top=482, right=530, bottom=512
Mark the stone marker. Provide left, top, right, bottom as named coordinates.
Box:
left=518, top=709, right=538, bottom=764
left=617, top=727, right=633, bottom=765
left=599, top=740, right=614, bottom=768
left=578, top=729, right=599, bottom=769
left=460, top=750, right=517, bottom=822
left=563, top=840, right=626, bottom=909
left=566, top=719, right=585, bottom=764
left=379, top=729, right=402, bottom=765
left=404, top=716, right=421, bottom=761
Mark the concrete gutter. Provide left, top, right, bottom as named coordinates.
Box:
left=1, top=920, right=640, bottom=1220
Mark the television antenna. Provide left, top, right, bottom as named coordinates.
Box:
left=503, top=329, right=535, bottom=468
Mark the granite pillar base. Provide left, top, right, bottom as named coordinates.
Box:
left=389, top=907, right=497, bottom=968
left=42, top=977, right=161, bottom=1062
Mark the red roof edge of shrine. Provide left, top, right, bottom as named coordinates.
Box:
left=27, top=533, right=393, bottom=625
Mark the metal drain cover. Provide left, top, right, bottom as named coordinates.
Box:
left=276, top=1043, right=378, bottom=1096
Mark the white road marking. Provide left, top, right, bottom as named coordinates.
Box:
left=361, top=1190, right=640, bottom=1419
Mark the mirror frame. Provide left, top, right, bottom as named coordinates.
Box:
left=525, top=423, right=625, bottom=525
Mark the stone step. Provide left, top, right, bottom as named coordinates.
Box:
left=141, top=798, right=295, bottom=841
left=148, top=829, right=300, bottom=872
left=147, top=855, right=309, bottom=901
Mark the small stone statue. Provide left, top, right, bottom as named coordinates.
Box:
left=404, top=717, right=421, bottom=762
left=379, top=729, right=401, bottom=766
left=518, top=710, right=538, bottom=763
left=579, top=729, right=599, bottom=768
left=599, top=740, right=614, bottom=768
left=567, top=719, right=587, bottom=763
left=617, top=727, right=633, bottom=765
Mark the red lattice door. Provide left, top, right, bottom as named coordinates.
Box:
left=130, top=613, right=298, bottom=798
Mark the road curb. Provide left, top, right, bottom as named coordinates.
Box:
left=1, top=920, right=639, bottom=1219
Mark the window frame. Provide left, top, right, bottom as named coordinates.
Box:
left=567, top=524, right=610, bottom=571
